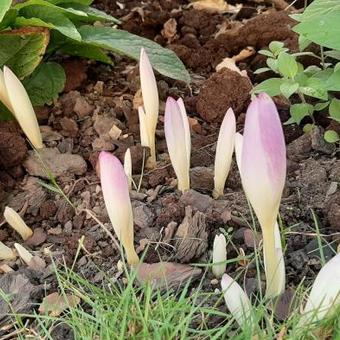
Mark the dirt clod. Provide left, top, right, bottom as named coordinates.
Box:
left=196, top=69, right=252, bottom=122
left=0, top=131, right=27, bottom=169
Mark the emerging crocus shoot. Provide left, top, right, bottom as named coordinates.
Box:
left=164, top=97, right=191, bottom=192
left=0, top=66, right=43, bottom=149
left=221, top=273, right=252, bottom=328
left=212, top=234, right=227, bottom=278
left=139, top=48, right=159, bottom=168
left=124, top=148, right=133, bottom=190
left=0, top=241, right=16, bottom=260
left=4, top=207, right=33, bottom=241
left=99, top=151, right=139, bottom=266
left=241, top=93, right=286, bottom=298
left=213, top=108, right=236, bottom=199
left=300, top=253, right=340, bottom=325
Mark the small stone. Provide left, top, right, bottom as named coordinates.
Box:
left=48, top=226, right=62, bottom=235
left=40, top=126, right=62, bottom=142
left=60, top=117, right=78, bottom=138
left=94, top=115, right=117, bottom=136
left=73, top=96, right=94, bottom=118
left=25, top=228, right=47, bottom=247
left=190, top=167, right=214, bottom=191
left=108, top=124, right=122, bottom=140
left=92, top=136, right=115, bottom=151
left=23, top=148, right=87, bottom=178
left=210, top=278, right=219, bottom=285
left=64, top=221, right=73, bottom=233
left=287, top=133, right=312, bottom=162
left=93, top=81, right=104, bottom=95
left=179, top=189, right=212, bottom=212
left=132, top=202, right=154, bottom=229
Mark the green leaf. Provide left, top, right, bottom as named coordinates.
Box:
left=19, top=5, right=81, bottom=41
left=252, top=78, right=283, bottom=97
left=78, top=25, right=190, bottom=83
left=0, top=27, right=50, bottom=78
left=59, top=41, right=112, bottom=64
left=326, top=69, right=340, bottom=91
left=269, top=41, right=284, bottom=54
left=303, top=123, right=315, bottom=133
left=329, top=98, right=340, bottom=123
left=0, top=9, right=18, bottom=30
left=290, top=103, right=314, bottom=125
left=266, top=58, right=278, bottom=72
left=60, top=3, right=120, bottom=23
left=15, top=16, right=55, bottom=29
left=299, top=78, right=328, bottom=100
left=0, top=101, right=13, bottom=121
left=0, top=0, right=11, bottom=22
left=324, top=130, right=340, bottom=143
left=294, top=11, right=340, bottom=50
left=23, top=62, right=66, bottom=106
left=314, top=101, right=329, bottom=111
left=258, top=50, right=274, bottom=58
left=277, top=52, right=298, bottom=79
left=280, top=81, right=299, bottom=99
left=324, top=50, right=340, bottom=60
left=46, top=0, right=93, bottom=4
left=298, top=35, right=311, bottom=51
left=253, top=67, right=271, bottom=74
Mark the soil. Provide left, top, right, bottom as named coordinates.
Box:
left=0, top=0, right=339, bottom=335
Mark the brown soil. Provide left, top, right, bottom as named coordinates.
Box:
left=0, top=0, right=339, bottom=334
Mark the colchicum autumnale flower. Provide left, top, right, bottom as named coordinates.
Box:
left=300, top=253, right=340, bottom=325
left=0, top=241, right=16, bottom=260
left=99, top=151, right=139, bottom=265
left=241, top=93, right=286, bottom=298
left=164, top=97, right=191, bottom=192
left=4, top=207, right=33, bottom=241
left=213, top=108, right=236, bottom=198
left=124, top=148, right=133, bottom=190
left=0, top=66, right=43, bottom=149
left=221, top=273, right=252, bottom=328
left=139, top=48, right=159, bottom=168
left=212, top=234, right=227, bottom=278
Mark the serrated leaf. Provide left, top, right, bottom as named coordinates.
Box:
left=290, top=103, right=314, bottom=125
left=78, top=25, right=190, bottom=83
left=324, top=130, right=340, bottom=143
left=252, top=78, right=283, bottom=97
left=277, top=52, right=298, bottom=79
left=280, top=81, right=299, bottom=99
left=23, top=62, right=66, bottom=106
left=19, top=5, right=81, bottom=41
left=0, top=0, right=11, bottom=22
left=59, top=41, right=112, bottom=64
left=299, top=78, right=328, bottom=100
left=329, top=98, right=340, bottom=123
left=0, top=27, right=50, bottom=78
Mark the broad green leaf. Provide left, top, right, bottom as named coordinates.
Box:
left=299, top=78, right=328, bottom=100
left=297, top=0, right=340, bottom=21
left=60, top=3, right=120, bottom=23
left=47, top=0, right=93, bottom=4
left=298, top=35, right=311, bottom=51
left=290, top=103, right=314, bottom=125
left=23, top=62, right=66, bottom=106
left=0, top=27, right=50, bottom=78
left=59, top=42, right=112, bottom=64
left=294, top=11, right=340, bottom=50
left=280, top=81, right=299, bottom=99
left=277, top=52, right=298, bottom=79
left=0, top=0, right=11, bottom=22
left=78, top=25, right=190, bottom=83
left=15, top=16, right=55, bottom=29
left=258, top=50, right=274, bottom=58
left=19, top=5, right=81, bottom=41
left=326, top=69, right=340, bottom=91
left=324, top=130, right=340, bottom=143
left=269, top=41, right=284, bottom=54
left=266, top=58, right=277, bottom=72
left=0, top=9, right=18, bottom=30
left=252, top=78, right=283, bottom=97
left=329, top=98, right=340, bottom=123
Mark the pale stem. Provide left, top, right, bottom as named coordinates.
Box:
left=178, top=173, right=190, bottom=192
left=146, top=134, right=156, bottom=169
left=263, top=226, right=282, bottom=298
